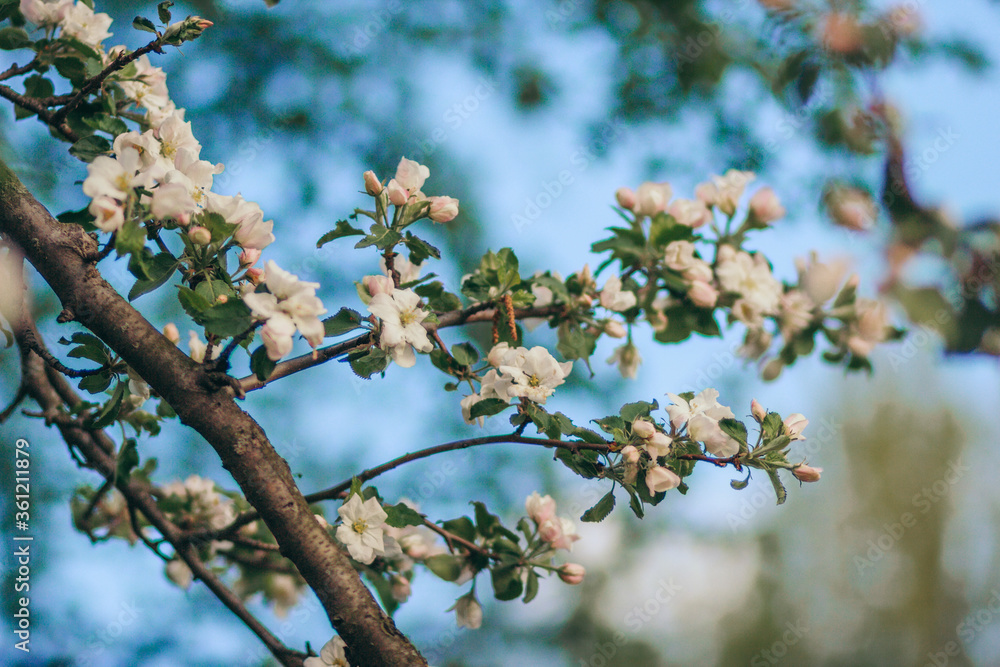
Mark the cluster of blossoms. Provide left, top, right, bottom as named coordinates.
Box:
left=158, top=475, right=238, bottom=590
left=243, top=261, right=327, bottom=361
left=525, top=492, right=582, bottom=556
left=363, top=157, right=460, bottom=223
left=20, top=0, right=113, bottom=48
left=460, top=342, right=573, bottom=424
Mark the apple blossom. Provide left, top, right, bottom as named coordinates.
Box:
left=825, top=185, right=878, bottom=231
left=604, top=320, right=627, bottom=338
left=688, top=280, right=719, bottom=308
left=367, top=288, right=434, bottom=368
left=779, top=290, right=814, bottom=339
left=599, top=275, right=637, bottom=312
left=633, top=181, right=672, bottom=217
left=60, top=2, right=113, bottom=47
left=748, top=187, right=786, bottom=224
left=204, top=193, right=275, bottom=251
left=454, top=593, right=483, bottom=629
left=304, top=636, right=350, bottom=667
left=151, top=182, right=197, bottom=222
left=751, top=399, right=766, bottom=422
left=667, top=198, right=713, bottom=228
left=664, top=240, right=697, bottom=272
left=792, top=464, right=823, bottom=483
left=394, top=156, right=430, bottom=195
left=336, top=494, right=388, bottom=565
left=848, top=298, right=891, bottom=356
left=165, top=558, right=193, bottom=590
left=558, top=563, right=586, bottom=585
left=697, top=169, right=755, bottom=216
left=88, top=195, right=125, bottom=233
left=631, top=418, right=656, bottom=440
left=784, top=413, right=809, bottom=440
left=615, top=186, right=637, bottom=210
left=83, top=149, right=146, bottom=203
left=666, top=389, right=739, bottom=456
left=495, top=344, right=573, bottom=404
left=621, top=444, right=641, bottom=464
left=525, top=491, right=557, bottom=525
left=607, top=341, right=642, bottom=379
left=187, top=226, right=211, bottom=245
left=386, top=179, right=408, bottom=206
left=795, top=253, right=850, bottom=305
left=163, top=323, right=180, bottom=345
left=19, top=0, right=72, bottom=26
left=243, top=260, right=327, bottom=360
left=715, top=248, right=782, bottom=322
left=645, top=466, right=681, bottom=494
left=427, top=195, right=460, bottom=223
left=539, top=516, right=580, bottom=551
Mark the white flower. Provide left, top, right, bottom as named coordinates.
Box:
left=538, top=516, right=580, bottom=551
left=525, top=492, right=557, bottom=525
left=599, top=275, right=636, bottom=312
left=715, top=249, right=782, bottom=319
left=165, top=559, right=193, bottom=590
left=633, top=181, right=672, bottom=217
left=825, top=185, right=877, bottom=231
left=82, top=149, right=144, bottom=202
left=688, top=280, right=719, bottom=308
left=88, top=195, right=125, bottom=233
left=394, top=157, right=430, bottom=195
left=336, top=494, right=388, bottom=565
left=367, top=288, right=434, bottom=368
left=118, top=54, right=170, bottom=113
left=204, top=193, right=275, bottom=251
left=150, top=181, right=197, bottom=221
left=848, top=299, right=890, bottom=356
left=667, top=198, right=713, bottom=228
left=243, top=261, right=327, bottom=360
left=20, top=0, right=71, bottom=26
left=156, top=110, right=201, bottom=165
left=607, top=342, right=641, bottom=379
left=784, top=413, right=809, bottom=440
left=795, top=252, right=850, bottom=305
left=779, top=290, right=814, bottom=339
left=697, top=169, right=755, bottom=216
left=496, top=345, right=572, bottom=404
left=267, top=573, right=301, bottom=618
left=664, top=240, right=697, bottom=272
left=454, top=594, right=482, bottom=630
left=645, top=466, right=681, bottom=494
left=188, top=331, right=221, bottom=364
left=615, top=186, right=637, bottom=210
left=427, top=196, right=459, bottom=223
left=665, top=389, right=739, bottom=456
left=379, top=255, right=423, bottom=285
left=304, top=636, right=350, bottom=667
left=60, top=3, right=113, bottom=47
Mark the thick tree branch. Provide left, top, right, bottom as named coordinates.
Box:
left=0, top=158, right=427, bottom=666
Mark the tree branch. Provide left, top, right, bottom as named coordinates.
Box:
left=0, top=157, right=427, bottom=666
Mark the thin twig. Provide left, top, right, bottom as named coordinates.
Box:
left=20, top=326, right=113, bottom=378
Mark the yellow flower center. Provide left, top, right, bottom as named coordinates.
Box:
left=351, top=519, right=368, bottom=534
left=528, top=374, right=541, bottom=387
left=399, top=310, right=416, bottom=326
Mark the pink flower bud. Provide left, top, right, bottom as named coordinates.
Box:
left=245, top=268, right=264, bottom=285
left=525, top=491, right=557, bottom=525
left=188, top=226, right=211, bottom=245
left=750, top=399, right=766, bottom=422
left=163, top=323, right=180, bottom=344
left=749, top=187, right=786, bottom=224
left=216, top=294, right=228, bottom=304
left=558, top=563, right=586, bottom=585
left=620, top=445, right=641, bottom=464
left=687, top=280, right=719, bottom=308
left=615, top=187, right=637, bottom=211
left=821, top=12, right=864, bottom=54
left=645, top=466, right=681, bottom=494
left=363, top=170, right=383, bottom=195
left=576, top=294, right=593, bottom=308
left=632, top=419, right=656, bottom=440
left=792, top=464, right=823, bottom=483
left=239, top=248, right=261, bottom=268
left=634, top=181, right=672, bottom=217
left=427, top=196, right=460, bottom=223
left=604, top=320, right=627, bottom=338
left=387, top=179, right=408, bottom=206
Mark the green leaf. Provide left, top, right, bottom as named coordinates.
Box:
left=128, top=254, right=178, bottom=301
left=78, top=371, right=113, bottom=394
left=766, top=467, right=788, bottom=505
left=450, top=342, right=479, bottom=366
left=177, top=286, right=212, bottom=321
left=115, top=439, right=139, bottom=481
left=554, top=448, right=601, bottom=479
left=424, top=554, right=463, bottom=582
left=355, top=223, right=401, bottom=250
left=194, top=279, right=233, bottom=304
left=196, top=211, right=237, bottom=243
left=86, top=381, right=125, bottom=429
left=0, top=26, right=31, bottom=50
left=54, top=57, right=89, bottom=87
left=718, top=418, right=748, bottom=445
left=69, top=134, right=112, bottom=162
left=347, top=348, right=390, bottom=379
left=556, top=321, right=597, bottom=361
left=523, top=569, right=540, bottom=604
left=250, top=345, right=276, bottom=380
left=762, top=412, right=783, bottom=439
left=132, top=16, right=158, bottom=33
left=473, top=501, right=501, bottom=538
left=581, top=491, right=615, bottom=523
left=469, top=397, right=510, bottom=419
left=317, top=219, right=364, bottom=247
left=202, top=300, right=253, bottom=338
left=57, top=206, right=96, bottom=228
left=402, top=232, right=441, bottom=263
left=384, top=502, right=424, bottom=528
left=114, top=218, right=146, bottom=256
left=730, top=470, right=751, bottom=490
left=619, top=400, right=657, bottom=424
left=322, top=308, right=364, bottom=337
left=627, top=489, right=645, bottom=519
left=157, top=1, right=174, bottom=23
left=414, top=281, right=462, bottom=312
left=490, top=565, right=524, bottom=601
left=440, top=516, right=476, bottom=542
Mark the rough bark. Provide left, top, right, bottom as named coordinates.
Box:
left=0, top=157, right=427, bottom=666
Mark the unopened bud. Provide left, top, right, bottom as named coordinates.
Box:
left=576, top=294, right=593, bottom=308
left=762, top=358, right=783, bottom=381
left=792, top=464, right=823, bottom=483
left=216, top=294, right=228, bottom=304
left=604, top=320, right=627, bottom=338
left=615, top=187, right=637, bottom=211
left=188, top=226, right=211, bottom=245
left=363, top=170, right=383, bottom=196
left=621, top=445, right=641, bottom=464
left=163, top=322, right=180, bottom=344
left=558, top=563, right=586, bottom=585
left=245, top=267, right=264, bottom=285
left=631, top=419, right=656, bottom=440
left=750, top=399, right=766, bottom=422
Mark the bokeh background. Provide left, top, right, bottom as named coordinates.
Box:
left=2, top=0, right=1000, bottom=665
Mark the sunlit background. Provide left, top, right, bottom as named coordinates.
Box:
left=2, top=0, right=1000, bottom=665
